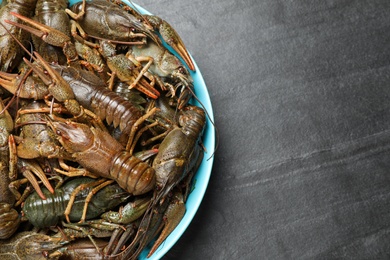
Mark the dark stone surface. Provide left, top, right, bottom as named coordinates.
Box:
left=140, top=0, right=390, bottom=259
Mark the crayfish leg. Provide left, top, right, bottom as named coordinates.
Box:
left=65, top=0, right=87, bottom=20
left=64, top=178, right=107, bottom=223
left=108, top=224, right=137, bottom=255
left=60, top=221, right=103, bottom=254
left=131, top=77, right=160, bottom=99
left=126, top=54, right=153, bottom=88
left=104, top=227, right=124, bottom=255
left=83, top=109, right=108, bottom=132
left=54, top=159, right=97, bottom=179
left=8, top=135, right=17, bottom=181
left=79, top=179, right=115, bottom=223
left=125, top=107, right=158, bottom=153
left=9, top=178, right=30, bottom=206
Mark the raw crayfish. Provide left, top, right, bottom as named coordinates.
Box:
left=0, top=0, right=211, bottom=259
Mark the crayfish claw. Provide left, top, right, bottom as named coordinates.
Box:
left=7, top=12, right=71, bottom=48
left=147, top=191, right=186, bottom=257
left=18, top=159, right=55, bottom=199
left=0, top=71, right=18, bottom=94
left=130, top=77, right=160, bottom=100
left=144, top=15, right=195, bottom=71
left=7, top=12, right=79, bottom=66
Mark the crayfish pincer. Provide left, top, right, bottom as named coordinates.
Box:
left=48, top=120, right=156, bottom=196
left=0, top=0, right=38, bottom=71
left=31, top=0, right=72, bottom=65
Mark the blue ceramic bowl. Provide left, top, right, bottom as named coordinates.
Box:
left=4, top=0, right=215, bottom=259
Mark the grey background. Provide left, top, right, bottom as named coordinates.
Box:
left=139, top=0, right=390, bottom=259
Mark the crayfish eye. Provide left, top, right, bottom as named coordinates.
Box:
left=178, top=66, right=185, bottom=74
left=56, top=130, right=61, bottom=135
left=130, top=27, right=136, bottom=32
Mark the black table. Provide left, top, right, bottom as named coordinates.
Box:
left=140, top=0, right=390, bottom=259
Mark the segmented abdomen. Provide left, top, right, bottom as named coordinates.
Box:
left=180, top=106, right=206, bottom=139
left=111, top=151, right=156, bottom=195
left=36, top=0, right=68, bottom=12
left=53, top=65, right=143, bottom=135
left=91, top=87, right=143, bottom=134
left=23, top=188, right=67, bottom=228
left=0, top=203, right=20, bottom=239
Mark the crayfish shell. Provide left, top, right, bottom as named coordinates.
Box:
left=0, top=202, right=20, bottom=239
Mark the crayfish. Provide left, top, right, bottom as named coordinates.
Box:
left=0, top=0, right=213, bottom=259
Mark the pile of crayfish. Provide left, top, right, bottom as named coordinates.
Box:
left=0, top=0, right=208, bottom=259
